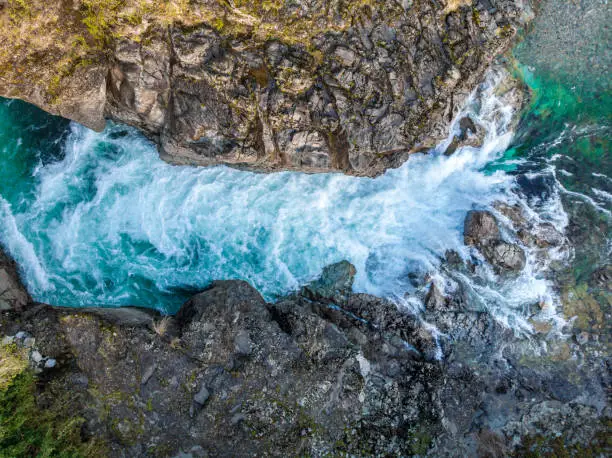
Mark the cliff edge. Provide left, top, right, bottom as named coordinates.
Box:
left=0, top=0, right=532, bottom=175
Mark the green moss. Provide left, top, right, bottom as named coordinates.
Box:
left=0, top=370, right=106, bottom=457
left=0, top=343, right=28, bottom=391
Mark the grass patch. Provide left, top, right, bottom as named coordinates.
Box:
left=0, top=344, right=106, bottom=457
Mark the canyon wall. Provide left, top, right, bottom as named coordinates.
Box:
left=0, top=0, right=532, bottom=175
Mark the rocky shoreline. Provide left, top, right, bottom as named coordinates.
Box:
left=0, top=0, right=534, bottom=176
left=1, top=207, right=609, bottom=456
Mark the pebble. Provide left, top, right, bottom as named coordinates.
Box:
left=23, top=337, right=35, bottom=348
left=1, top=336, right=14, bottom=346
left=44, top=358, right=57, bottom=369
left=31, top=350, right=43, bottom=363
left=193, top=385, right=210, bottom=405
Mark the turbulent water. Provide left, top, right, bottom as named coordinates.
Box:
left=0, top=1, right=609, bottom=327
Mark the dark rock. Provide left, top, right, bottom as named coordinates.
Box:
left=464, top=210, right=501, bottom=247
left=590, top=264, right=611, bottom=291
left=0, top=248, right=608, bottom=456
left=0, top=248, right=31, bottom=311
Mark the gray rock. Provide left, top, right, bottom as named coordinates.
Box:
left=193, top=385, right=210, bottom=406
left=141, top=364, right=156, bottom=385
left=464, top=211, right=501, bottom=247
left=483, top=241, right=527, bottom=272
left=30, top=350, right=43, bottom=364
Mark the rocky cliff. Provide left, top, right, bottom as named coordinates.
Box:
left=0, top=0, right=533, bottom=175
left=1, top=234, right=609, bottom=456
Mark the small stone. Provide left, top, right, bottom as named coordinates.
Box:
left=44, top=358, right=57, bottom=369
left=15, top=331, right=28, bottom=340
left=31, top=350, right=43, bottom=364
left=23, top=337, right=35, bottom=348
left=193, top=385, right=210, bottom=405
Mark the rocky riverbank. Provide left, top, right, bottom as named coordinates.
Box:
left=0, top=0, right=534, bottom=175
left=1, top=205, right=609, bottom=457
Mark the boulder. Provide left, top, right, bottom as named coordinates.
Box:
left=483, top=241, right=527, bottom=272
left=464, top=210, right=501, bottom=247
left=463, top=210, right=526, bottom=273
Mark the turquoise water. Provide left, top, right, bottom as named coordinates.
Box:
left=0, top=1, right=609, bottom=320
left=0, top=72, right=555, bottom=322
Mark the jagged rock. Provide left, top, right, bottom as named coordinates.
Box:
left=301, top=260, right=356, bottom=303
left=0, top=249, right=31, bottom=311
left=482, top=240, right=527, bottom=272
left=444, top=116, right=485, bottom=156
left=590, top=264, right=611, bottom=291
left=464, top=210, right=526, bottom=272
left=464, top=210, right=501, bottom=246
left=0, top=0, right=532, bottom=176
left=0, top=247, right=608, bottom=456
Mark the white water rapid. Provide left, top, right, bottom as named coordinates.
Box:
left=0, top=70, right=568, bottom=331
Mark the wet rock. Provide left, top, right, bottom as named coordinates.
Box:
left=494, top=202, right=527, bottom=228
left=0, top=252, right=608, bottom=456
left=464, top=211, right=501, bottom=246
left=301, top=260, right=356, bottom=303
left=425, top=282, right=448, bottom=312
left=590, top=264, right=611, bottom=290
left=483, top=241, right=527, bottom=272
left=464, top=210, right=526, bottom=272
left=444, top=116, right=485, bottom=156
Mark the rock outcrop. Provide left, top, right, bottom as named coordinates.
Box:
left=0, top=0, right=534, bottom=175
left=464, top=209, right=527, bottom=272
left=0, top=247, right=609, bottom=457
left=0, top=249, right=31, bottom=311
